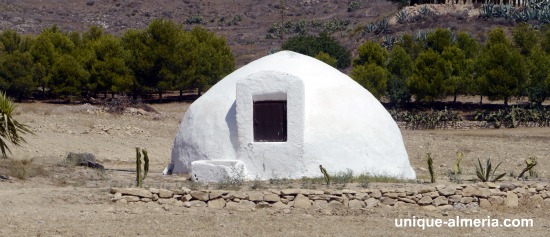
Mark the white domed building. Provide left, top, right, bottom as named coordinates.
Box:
left=166, top=51, right=416, bottom=182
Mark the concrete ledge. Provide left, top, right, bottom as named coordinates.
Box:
left=191, top=160, right=247, bottom=183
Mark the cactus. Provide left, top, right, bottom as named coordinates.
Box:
left=454, top=151, right=463, bottom=175
left=319, top=165, right=330, bottom=185
left=426, top=153, right=435, bottom=183
left=517, top=156, right=538, bottom=180
left=135, top=147, right=149, bottom=187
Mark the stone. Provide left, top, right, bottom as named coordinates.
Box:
left=438, top=205, right=453, bottom=211
left=182, top=202, right=191, bottom=208
left=158, top=198, right=175, bottom=205
left=355, top=193, right=369, bottom=200
left=209, top=190, right=228, bottom=200
left=460, top=197, right=474, bottom=204
left=536, top=184, right=546, bottom=192
left=461, top=186, right=479, bottom=197
left=272, top=202, right=290, bottom=209
left=342, top=189, right=357, bottom=194
left=158, top=189, right=174, bottom=198
left=531, top=194, right=544, bottom=204
left=149, top=188, right=160, bottom=194
left=281, top=189, right=300, bottom=195
left=223, top=191, right=247, bottom=200
left=438, top=187, right=456, bottom=196
left=280, top=198, right=289, bottom=204
left=418, top=187, right=436, bottom=194
left=181, top=194, right=192, bottom=202
left=429, top=191, right=440, bottom=198
left=349, top=199, right=366, bottom=209
left=499, top=183, right=517, bottom=191
left=422, top=205, right=438, bottom=211
left=505, top=192, right=519, bottom=207
left=264, top=193, right=280, bottom=203
left=380, top=197, right=397, bottom=206
left=479, top=199, right=491, bottom=209
left=398, top=197, right=416, bottom=204
left=113, top=192, right=122, bottom=201
left=328, top=200, right=344, bottom=209
left=152, top=194, right=159, bottom=201
left=123, top=196, right=140, bottom=202
left=141, top=198, right=151, bottom=203
left=433, top=196, right=448, bottom=206
left=476, top=182, right=489, bottom=188
left=190, top=191, right=210, bottom=201
left=309, top=194, right=329, bottom=200
left=293, top=194, right=311, bottom=209
left=189, top=200, right=207, bottom=207
left=283, top=195, right=295, bottom=201
left=342, top=196, right=349, bottom=208
left=487, top=182, right=499, bottom=189
left=247, top=192, right=264, bottom=202
left=208, top=198, right=226, bottom=209
left=418, top=196, right=433, bottom=205
left=383, top=192, right=399, bottom=198
left=115, top=188, right=153, bottom=198
left=370, top=189, right=382, bottom=198
left=489, top=196, right=504, bottom=205
left=365, top=198, right=380, bottom=208
left=181, top=187, right=192, bottom=195
left=313, top=200, right=329, bottom=209
left=117, top=199, right=128, bottom=204
left=543, top=199, right=550, bottom=207
left=448, top=195, right=462, bottom=203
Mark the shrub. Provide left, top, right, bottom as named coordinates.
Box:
left=475, top=158, right=506, bottom=182
left=0, top=91, right=32, bottom=158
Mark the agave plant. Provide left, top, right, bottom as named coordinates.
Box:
left=0, top=91, right=32, bottom=158
left=375, top=18, right=390, bottom=34
left=418, top=5, right=431, bottom=16
left=364, top=23, right=377, bottom=34
left=475, top=158, right=506, bottom=182
left=396, top=9, right=409, bottom=24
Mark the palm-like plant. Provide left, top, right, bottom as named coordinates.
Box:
left=0, top=91, right=32, bottom=158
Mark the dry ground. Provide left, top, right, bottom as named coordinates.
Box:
left=0, top=102, right=549, bottom=236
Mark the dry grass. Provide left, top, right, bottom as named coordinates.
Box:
left=0, top=158, right=48, bottom=180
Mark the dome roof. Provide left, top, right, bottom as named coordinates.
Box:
left=169, top=51, right=415, bottom=180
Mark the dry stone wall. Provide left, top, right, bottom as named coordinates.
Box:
left=109, top=182, right=550, bottom=210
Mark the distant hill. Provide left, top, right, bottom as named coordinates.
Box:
left=0, top=0, right=519, bottom=68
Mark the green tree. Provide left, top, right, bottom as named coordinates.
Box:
left=354, top=41, right=388, bottom=67
left=0, top=29, right=22, bottom=54
left=282, top=33, right=351, bottom=69
left=315, top=51, right=337, bottom=68
left=456, top=32, right=479, bottom=59
left=476, top=28, right=529, bottom=105
left=408, top=49, right=451, bottom=101
left=387, top=45, right=412, bottom=104
left=441, top=45, right=472, bottom=102
left=83, top=32, right=133, bottom=97
left=49, top=54, right=90, bottom=98
left=350, top=63, right=389, bottom=99
left=512, top=23, right=540, bottom=55
left=0, top=91, right=32, bottom=158
left=526, top=45, right=550, bottom=105
left=395, top=33, right=424, bottom=60
left=426, top=28, right=452, bottom=53
left=186, top=26, right=235, bottom=96
left=0, top=51, right=36, bottom=100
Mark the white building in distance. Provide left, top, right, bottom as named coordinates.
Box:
left=166, top=51, right=416, bottom=182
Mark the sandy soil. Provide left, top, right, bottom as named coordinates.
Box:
left=1, top=102, right=549, bottom=236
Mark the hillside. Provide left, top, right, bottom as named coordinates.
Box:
left=0, top=0, right=516, bottom=68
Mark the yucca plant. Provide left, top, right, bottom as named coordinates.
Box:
left=475, top=158, right=506, bottom=182
left=0, top=91, right=32, bottom=158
